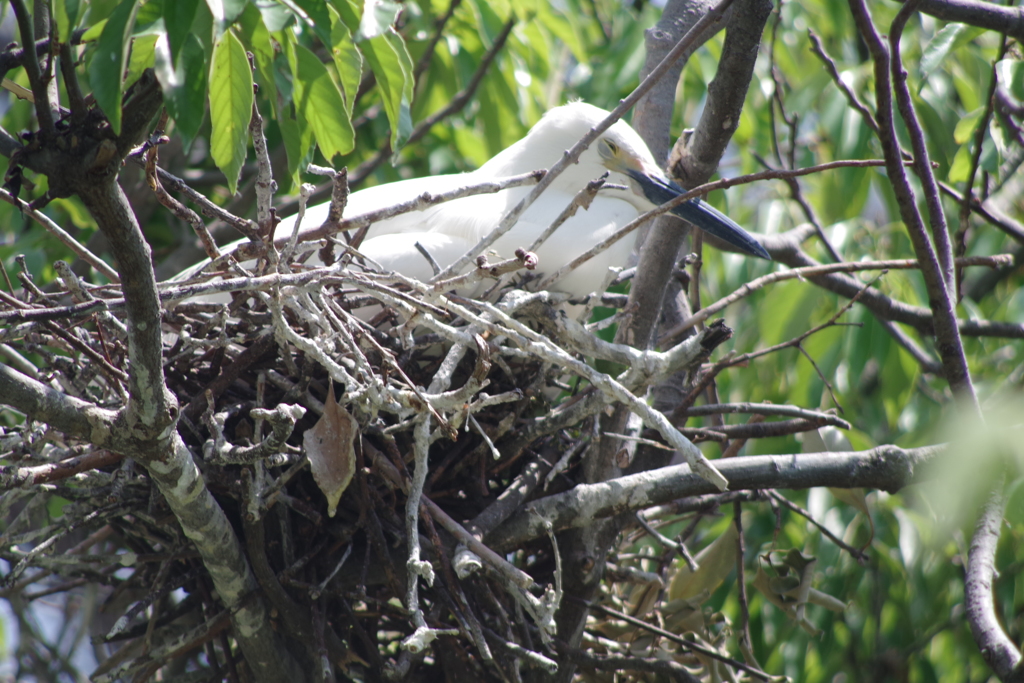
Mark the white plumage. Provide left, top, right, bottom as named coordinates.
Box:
left=179, top=102, right=767, bottom=302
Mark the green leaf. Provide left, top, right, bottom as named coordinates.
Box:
left=919, top=23, right=966, bottom=80
left=997, top=59, right=1024, bottom=104
left=164, top=0, right=200, bottom=66
left=87, top=0, right=140, bottom=135
left=134, top=0, right=164, bottom=33
left=54, top=0, right=82, bottom=42
left=209, top=30, right=253, bottom=194
left=356, top=0, right=401, bottom=40
left=204, top=0, right=246, bottom=35
left=292, top=0, right=335, bottom=45
left=125, top=35, right=158, bottom=90
left=81, top=19, right=108, bottom=43
left=329, top=0, right=360, bottom=32
left=328, top=5, right=362, bottom=116
left=362, top=31, right=412, bottom=153
left=953, top=107, right=983, bottom=145
left=237, top=3, right=278, bottom=116
left=279, top=110, right=315, bottom=188
left=258, top=1, right=294, bottom=32
left=290, top=43, right=355, bottom=163
left=947, top=142, right=972, bottom=184
left=156, top=33, right=207, bottom=148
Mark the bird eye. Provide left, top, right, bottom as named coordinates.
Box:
left=604, top=140, right=619, bottom=154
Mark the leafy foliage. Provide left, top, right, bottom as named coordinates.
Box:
left=0, top=0, right=1022, bottom=681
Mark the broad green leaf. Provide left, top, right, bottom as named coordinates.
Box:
left=279, top=110, right=315, bottom=187
left=204, top=0, right=245, bottom=35
left=54, top=0, right=82, bottom=42
left=87, top=0, right=140, bottom=134
left=356, top=0, right=401, bottom=40
left=330, top=0, right=361, bottom=32
left=361, top=31, right=412, bottom=153
left=237, top=3, right=278, bottom=116
left=919, top=23, right=966, bottom=81
left=328, top=5, right=362, bottom=116
left=996, top=59, right=1024, bottom=104
left=291, top=0, right=335, bottom=45
left=385, top=30, right=414, bottom=104
left=259, top=1, right=294, bottom=32
left=290, top=44, right=355, bottom=163
left=947, top=142, right=972, bottom=184
left=221, top=0, right=247, bottom=24
left=155, top=33, right=207, bottom=147
left=209, top=30, right=253, bottom=194
left=125, top=35, right=158, bottom=90
left=134, top=0, right=164, bottom=33
left=81, top=19, right=109, bottom=42
left=164, top=0, right=200, bottom=66
left=953, top=107, right=983, bottom=145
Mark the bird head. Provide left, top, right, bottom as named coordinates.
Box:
left=485, top=102, right=770, bottom=260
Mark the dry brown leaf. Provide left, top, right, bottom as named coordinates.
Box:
left=304, top=381, right=358, bottom=517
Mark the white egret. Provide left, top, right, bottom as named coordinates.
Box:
left=181, top=102, right=768, bottom=301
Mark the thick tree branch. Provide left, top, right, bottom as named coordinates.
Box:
left=487, top=445, right=940, bottom=550
left=965, top=478, right=1024, bottom=681
left=912, top=0, right=1024, bottom=42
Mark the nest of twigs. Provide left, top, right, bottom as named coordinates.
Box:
left=1, top=236, right=824, bottom=681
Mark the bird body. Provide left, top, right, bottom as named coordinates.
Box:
left=179, top=102, right=767, bottom=302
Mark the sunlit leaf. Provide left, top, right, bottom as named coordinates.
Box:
left=328, top=6, right=363, bottom=116
left=124, top=34, right=158, bottom=90
left=237, top=3, right=278, bottom=116
left=209, top=29, right=253, bottom=194
left=362, top=32, right=412, bottom=154
left=290, top=43, right=356, bottom=163
left=356, top=0, right=401, bottom=40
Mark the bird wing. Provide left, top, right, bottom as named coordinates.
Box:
left=358, top=232, right=476, bottom=286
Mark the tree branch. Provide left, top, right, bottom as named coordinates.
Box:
left=487, top=445, right=940, bottom=550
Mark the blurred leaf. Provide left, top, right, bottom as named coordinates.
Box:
left=124, top=34, right=158, bottom=90
left=163, top=0, right=200, bottom=66
left=87, top=0, right=140, bottom=135
left=997, top=59, right=1024, bottom=103
left=668, top=523, right=738, bottom=601
left=204, top=0, right=247, bottom=34
left=134, top=0, right=164, bottom=33
left=953, top=107, right=983, bottom=145
left=280, top=103, right=316, bottom=187
left=54, top=0, right=83, bottom=42
left=356, top=0, right=401, bottom=40
left=155, top=33, right=207, bottom=148
left=919, top=23, right=966, bottom=81
left=208, top=29, right=253, bottom=194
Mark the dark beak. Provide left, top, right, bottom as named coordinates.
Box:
left=628, top=170, right=771, bottom=260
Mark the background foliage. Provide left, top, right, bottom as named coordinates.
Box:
left=0, top=0, right=1021, bottom=680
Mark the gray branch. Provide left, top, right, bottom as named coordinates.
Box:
left=486, top=445, right=940, bottom=550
